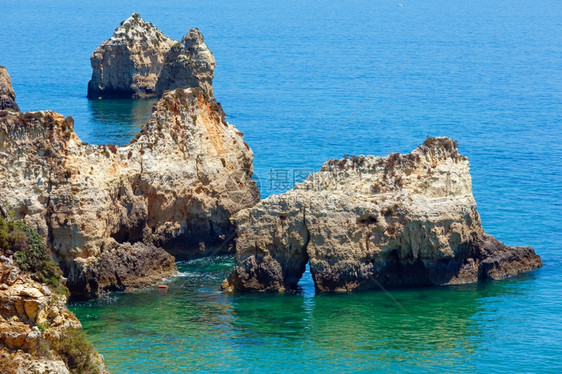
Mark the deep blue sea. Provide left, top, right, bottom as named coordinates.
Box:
left=1, top=0, right=561, bottom=372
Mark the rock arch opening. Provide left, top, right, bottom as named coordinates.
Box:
left=296, top=259, right=315, bottom=296
left=282, top=244, right=311, bottom=290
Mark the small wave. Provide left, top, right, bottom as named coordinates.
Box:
left=174, top=271, right=203, bottom=279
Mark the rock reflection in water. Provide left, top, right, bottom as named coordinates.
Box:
left=70, top=256, right=536, bottom=373
left=227, top=279, right=531, bottom=372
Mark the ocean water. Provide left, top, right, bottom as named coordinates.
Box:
left=1, top=0, right=561, bottom=372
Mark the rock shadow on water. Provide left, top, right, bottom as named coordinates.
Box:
left=86, top=98, right=156, bottom=145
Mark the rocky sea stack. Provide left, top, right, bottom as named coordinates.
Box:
left=0, top=67, right=20, bottom=112
left=0, top=84, right=259, bottom=299
left=87, top=13, right=215, bottom=99
left=223, top=137, right=542, bottom=293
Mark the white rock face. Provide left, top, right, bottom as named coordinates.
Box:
left=0, top=87, right=259, bottom=298
left=223, top=138, right=542, bottom=292
left=87, top=13, right=215, bottom=99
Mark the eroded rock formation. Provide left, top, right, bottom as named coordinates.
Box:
left=223, top=137, right=542, bottom=293
left=0, top=67, right=20, bottom=112
left=87, top=13, right=215, bottom=99
left=155, top=28, right=215, bottom=98
left=0, top=219, right=108, bottom=374
left=0, top=87, right=259, bottom=299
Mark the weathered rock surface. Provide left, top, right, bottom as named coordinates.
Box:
left=0, top=87, right=259, bottom=299
left=0, top=226, right=108, bottom=374
left=88, top=13, right=215, bottom=99
left=223, top=137, right=542, bottom=293
left=0, top=67, right=20, bottom=112
left=155, top=28, right=215, bottom=98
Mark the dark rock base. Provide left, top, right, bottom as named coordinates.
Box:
left=223, top=235, right=542, bottom=293
left=67, top=241, right=177, bottom=300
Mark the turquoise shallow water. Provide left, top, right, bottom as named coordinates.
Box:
left=70, top=258, right=557, bottom=373
left=1, top=0, right=561, bottom=372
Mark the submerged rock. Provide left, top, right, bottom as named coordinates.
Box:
left=87, top=13, right=215, bottom=99
left=0, top=86, right=259, bottom=299
left=223, top=137, right=542, bottom=293
left=0, top=66, right=20, bottom=112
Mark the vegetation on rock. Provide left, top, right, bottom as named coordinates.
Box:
left=50, top=329, right=101, bottom=373
left=1, top=216, right=107, bottom=373
left=0, top=217, right=67, bottom=295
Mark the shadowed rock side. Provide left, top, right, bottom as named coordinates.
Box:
left=0, top=219, right=108, bottom=374
left=223, top=138, right=542, bottom=293
left=0, top=87, right=259, bottom=299
left=87, top=13, right=215, bottom=99
left=0, top=67, right=20, bottom=112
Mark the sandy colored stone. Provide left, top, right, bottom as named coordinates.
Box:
left=24, top=300, right=39, bottom=321
left=20, top=287, right=44, bottom=299
left=0, top=86, right=259, bottom=298
left=0, top=249, right=108, bottom=373
left=224, top=137, right=542, bottom=293
left=88, top=13, right=215, bottom=99
left=155, top=28, right=215, bottom=98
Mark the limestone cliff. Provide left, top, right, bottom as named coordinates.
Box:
left=0, top=218, right=108, bottom=374
left=0, top=67, right=20, bottom=112
left=0, top=87, right=259, bottom=299
left=87, top=13, right=215, bottom=99
left=223, top=138, right=542, bottom=292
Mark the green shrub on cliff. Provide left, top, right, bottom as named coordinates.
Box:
left=0, top=217, right=68, bottom=295
left=50, top=329, right=101, bottom=374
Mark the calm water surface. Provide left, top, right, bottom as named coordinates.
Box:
left=1, top=0, right=561, bottom=372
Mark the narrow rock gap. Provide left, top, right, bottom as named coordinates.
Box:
left=296, top=259, right=315, bottom=297
left=294, top=207, right=315, bottom=295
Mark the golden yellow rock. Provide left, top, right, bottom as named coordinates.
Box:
left=0, top=249, right=108, bottom=373
left=24, top=300, right=39, bottom=321
left=20, top=287, right=43, bottom=298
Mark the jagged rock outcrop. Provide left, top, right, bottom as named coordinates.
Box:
left=223, top=137, right=542, bottom=293
left=0, top=87, right=259, bottom=299
left=0, top=67, right=20, bottom=112
left=154, top=28, right=215, bottom=98
left=0, top=219, right=108, bottom=374
left=87, top=13, right=215, bottom=99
